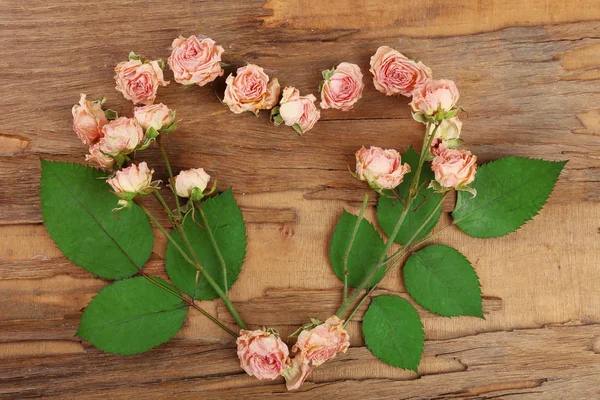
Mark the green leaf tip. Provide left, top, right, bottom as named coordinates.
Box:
left=452, top=156, right=567, bottom=238
left=329, top=210, right=386, bottom=288
left=165, top=188, right=247, bottom=300
left=76, top=276, right=187, bottom=355
left=362, top=295, right=424, bottom=372
left=404, top=244, right=484, bottom=318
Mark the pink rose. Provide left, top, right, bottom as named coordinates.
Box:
left=320, top=62, right=364, bottom=111
left=107, top=162, right=155, bottom=199
left=355, top=146, right=411, bottom=190
left=114, top=59, right=169, bottom=105
left=409, top=79, right=459, bottom=116
left=236, top=329, right=290, bottom=380
left=86, top=141, right=115, bottom=169
left=134, top=103, right=174, bottom=132
left=72, top=94, right=108, bottom=146
left=431, top=147, right=477, bottom=189
left=369, top=46, right=432, bottom=96
left=100, top=117, right=144, bottom=156
left=174, top=168, right=210, bottom=200
left=168, top=35, right=224, bottom=86
left=283, top=356, right=312, bottom=391
left=223, top=64, right=281, bottom=114
left=278, top=87, right=321, bottom=134
left=292, top=316, right=350, bottom=367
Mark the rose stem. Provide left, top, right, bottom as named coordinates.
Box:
left=141, top=205, right=247, bottom=330
left=155, top=142, right=246, bottom=329
left=336, top=121, right=441, bottom=318
left=342, top=192, right=448, bottom=328
left=342, top=193, right=369, bottom=302
left=139, top=271, right=237, bottom=337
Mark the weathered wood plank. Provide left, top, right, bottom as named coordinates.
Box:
left=1, top=324, right=598, bottom=399
left=1, top=1, right=600, bottom=225
left=2, top=0, right=600, bottom=397
left=215, top=288, right=503, bottom=325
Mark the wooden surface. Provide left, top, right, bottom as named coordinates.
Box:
left=1, top=0, right=600, bottom=398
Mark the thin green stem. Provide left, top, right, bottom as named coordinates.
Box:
left=153, top=191, right=175, bottom=220
left=196, top=305, right=237, bottom=336
left=342, top=193, right=369, bottom=302
left=336, top=197, right=412, bottom=318
left=189, top=300, right=237, bottom=337
left=141, top=206, right=195, bottom=266
left=198, top=205, right=228, bottom=294
left=410, top=122, right=440, bottom=197
left=197, top=265, right=247, bottom=329
left=138, top=265, right=237, bottom=338
left=142, top=205, right=247, bottom=330
left=336, top=121, right=441, bottom=319
left=341, top=192, right=448, bottom=328
left=158, top=139, right=182, bottom=220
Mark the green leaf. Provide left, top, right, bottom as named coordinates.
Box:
left=452, top=157, right=567, bottom=238
left=272, top=114, right=284, bottom=126
left=128, top=51, right=141, bottom=61
left=362, top=295, right=424, bottom=372
left=40, top=160, right=153, bottom=280
left=329, top=210, right=386, bottom=287
left=76, top=276, right=187, bottom=355
left=291, top=123, right=303, bottom=135
left=322, top=67, right=335, bottom=81
left=104, top=109, right=118, bottom=120
left=159, top=122, right=178, bottom=134
left=404, top=244, right=483, bottom=318
left=377, top=147, right=442, bottom=245
left=165, top=189, right=246, bottom=300
left=444, top=109, right=459, bottom=119
left=411, top=112, right=428, bottom=124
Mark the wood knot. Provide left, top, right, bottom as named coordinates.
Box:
left=279, top=225, right=295, bottom=238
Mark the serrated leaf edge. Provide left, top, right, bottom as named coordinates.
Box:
left=404, top=244, right=484, bottom=319
left=40, top=159, right=144, bottom=280
left=362, top=295, right=425, bottom=373
left=75, top=276, right=188, bottom=356
left=453, top=157, right=567, bottom=239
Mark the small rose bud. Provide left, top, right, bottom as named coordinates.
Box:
left=107, top=162, right=156, bottom=200
left=283, top=356, right=312, bottom=391
left=134, top=103, right=175, bottom=132
left=86, top=140, right=115, bottom=170
left=430, top=147, right=477, bottom=192
left=409, top=79, right=459, bottom=117
left=174, top=168, right=211, bottom=200
left=168, top=35, right=224, bottom=86
left=72, top=94, right=108, bottom=146
left=355, top=146, right=411, bottom=191
left=369, top=46, right=432, bottom=96
left=114, top=58, right=169, bottom=105
left=320, top=62, right=364, bottom=111
left=278, top=87, right=320, bottom=134
left=101, top=117, right=144, bottom=156
left=292, top=316, right=350, bottom=367
left=431, top=116, right=462, bottom=150
left=223, top=64, right=281, bottom=114
left=236, top=329, right=290, bottom=381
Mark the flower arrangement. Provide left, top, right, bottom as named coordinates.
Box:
left=40, top=38, right=566, bottom=391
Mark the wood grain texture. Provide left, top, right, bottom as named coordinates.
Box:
left=1, top=0, right=600, bottom=398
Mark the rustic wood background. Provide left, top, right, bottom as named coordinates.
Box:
left=1, top=0, right=600, bottom=398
